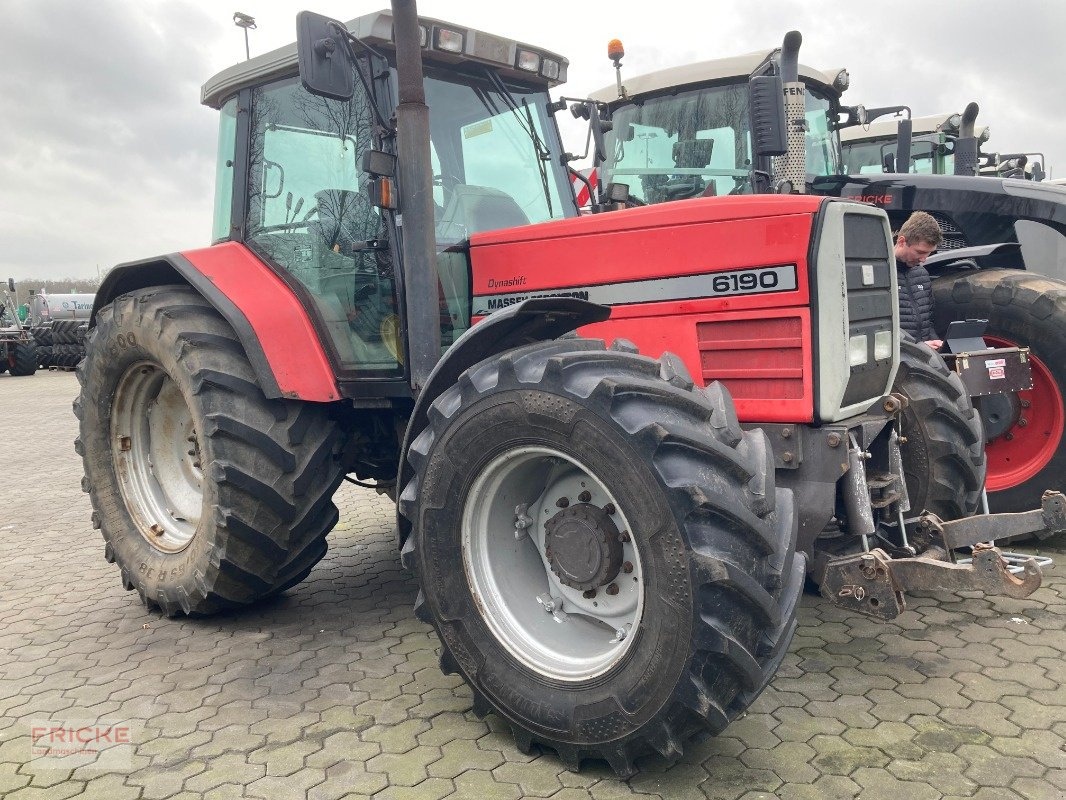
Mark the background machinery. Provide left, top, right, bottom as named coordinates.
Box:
left=1, top=279, right=38, bottom=376
left=585, top=33, right=1066, bottom=515
left=840, top=109, right=1049, bottom=181
left=75, top=3, right=1060, bottom=775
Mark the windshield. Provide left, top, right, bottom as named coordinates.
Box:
left=423, top=68, right=573, bottom=241
left=603, top=83, right=753, bottom=202
left=842, top=135, right=944, bottom=174
left=601, top=80, right=844, bottom=201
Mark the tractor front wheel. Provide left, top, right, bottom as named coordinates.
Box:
left=892, top=336, right=986, bottom=521
left=400, top=339, right=803, bottom=775
left=75, top=286, right=347, bottom=615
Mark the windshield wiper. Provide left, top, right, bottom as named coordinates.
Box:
left=481, top=68, right=554, bottom=216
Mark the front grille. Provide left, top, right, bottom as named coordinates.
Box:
left=841, top=213, right=895, bottom=408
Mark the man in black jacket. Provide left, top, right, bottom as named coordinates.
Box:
left=895, top=211, right=943, bottom=350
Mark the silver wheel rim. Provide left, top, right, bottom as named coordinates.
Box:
left=462, top=446, right=644, bottom=681
left=111, top=361, right=202, bottom=552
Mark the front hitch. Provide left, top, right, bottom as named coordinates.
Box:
left=915, top=490, right=1066, bottom=550
left=822, top=544, right=1043, bottom=621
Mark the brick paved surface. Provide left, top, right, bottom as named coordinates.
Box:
left=1, top=369, right=1064, bottom=799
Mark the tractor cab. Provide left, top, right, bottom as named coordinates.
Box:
left=840, top=111, right=998, bottom=176
left=201, top=9, right=575, bottom=387
left=587, top=49, right=849, bottom=202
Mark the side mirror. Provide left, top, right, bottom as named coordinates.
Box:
left=748, top=75, right=787, bottom=157
left=296, top=11, right=354, bottom=101
left=7, top=278, right=14, bottom=292
left=882, top=152, right=896, bottom=173
left=603, top=182, right=631, bottom=204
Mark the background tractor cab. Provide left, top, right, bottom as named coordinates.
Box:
left=582, top=32, right=1066, bottom=515
left=840, top=110, right=1047, bottom=181
left=586, top=44, right=851, bottom=202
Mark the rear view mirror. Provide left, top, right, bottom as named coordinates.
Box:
left=749, top=75, right=787, bottom=157
left=296, top=11, right=355, bottom=101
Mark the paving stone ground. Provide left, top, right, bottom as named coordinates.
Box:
left=1, top=370, right=1064, bottom=799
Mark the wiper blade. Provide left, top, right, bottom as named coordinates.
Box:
left=482, top=68, right=554, bottom=215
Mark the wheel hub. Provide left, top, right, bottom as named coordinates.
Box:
left=976, top=393, right=1020, bottom=440
left=544, top=504, right=622, bottom=591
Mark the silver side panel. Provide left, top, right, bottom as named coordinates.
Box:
left=815, top=202, right=899, bottom=422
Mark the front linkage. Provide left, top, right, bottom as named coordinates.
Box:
left=823, top=490, right=1063, bottom=620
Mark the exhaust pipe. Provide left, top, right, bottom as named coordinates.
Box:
left=392, top=0, right=441, bottom=391
left=953, top=101, right=980, bottom=177
left=772, top=31, right=807, bottom=193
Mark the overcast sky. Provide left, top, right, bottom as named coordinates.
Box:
left=2, top=0, right=1064, bottom=282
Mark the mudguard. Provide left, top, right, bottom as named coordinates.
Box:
left=91, top=242, right=340, bottom=401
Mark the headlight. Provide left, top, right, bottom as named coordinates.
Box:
left=541, top=58, right=560, bottom=80
left=434, top=28, right=465, bottom=54
left=849, top=334, right=869, bottom=366
left=874, top=330, right=893, bottom=361
left=516, top=49, right=540, bottom=73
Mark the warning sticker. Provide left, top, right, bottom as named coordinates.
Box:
left=984, top=358, right=1007, bottom=368
left=989, top=367, right=1006, bottom=380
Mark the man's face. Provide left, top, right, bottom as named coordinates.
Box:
left=895, top=234, right=936, bottom=267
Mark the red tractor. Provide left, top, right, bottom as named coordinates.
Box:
left=76, top=1, right=1062, bottom=776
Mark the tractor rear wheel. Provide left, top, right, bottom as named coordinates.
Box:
left=399, top=338, right=803, bottom=776
left=8, top=341, right=38, bottom=376
left=75, top=286, right=347, bottom=615
left=893, top=336, right=986, bottom=521
left=933, top=269, right=1066, bottom=513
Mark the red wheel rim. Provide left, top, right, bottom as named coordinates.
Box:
left=983, top=335, right=1065, bottom=491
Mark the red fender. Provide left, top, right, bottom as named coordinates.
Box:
left=96, top=242, right=340, bottom=402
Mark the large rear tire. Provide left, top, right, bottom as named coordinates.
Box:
left=933, top=269, right=1066, bottom=513
left=893, top=336, right=986, bottom=520
left=75, top=286, right=347, bottom=616
left=8, top=341, right=38, bottom=376
left=399, top=339, right=803, bottom=776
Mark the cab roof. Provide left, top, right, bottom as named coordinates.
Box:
left=839, top=113, right=958, bottom=143
left=202, top=8, right=568, bottom=109
left=589, top=49, right=840, bottom=104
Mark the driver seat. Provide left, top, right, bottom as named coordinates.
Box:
left=436, top=185, right=530, bottom=239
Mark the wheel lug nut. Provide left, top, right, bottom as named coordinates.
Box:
left=622, top=562, right=633, bottom=574
left=603, top=503, right=616, bottom=515
left=605, top=583, right=619, bottom=596
left=556, top=497, right=570, bottom=508
left=578, top=490, right=591, bottom=503
left=618, top=531, right=630, bottom=543
left=1017, top=418, right=1028, bottom=428
left=583, top=589, right=597, bottom=599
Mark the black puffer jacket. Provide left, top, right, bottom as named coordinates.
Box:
left=896, top=259, right=936, bottom=341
